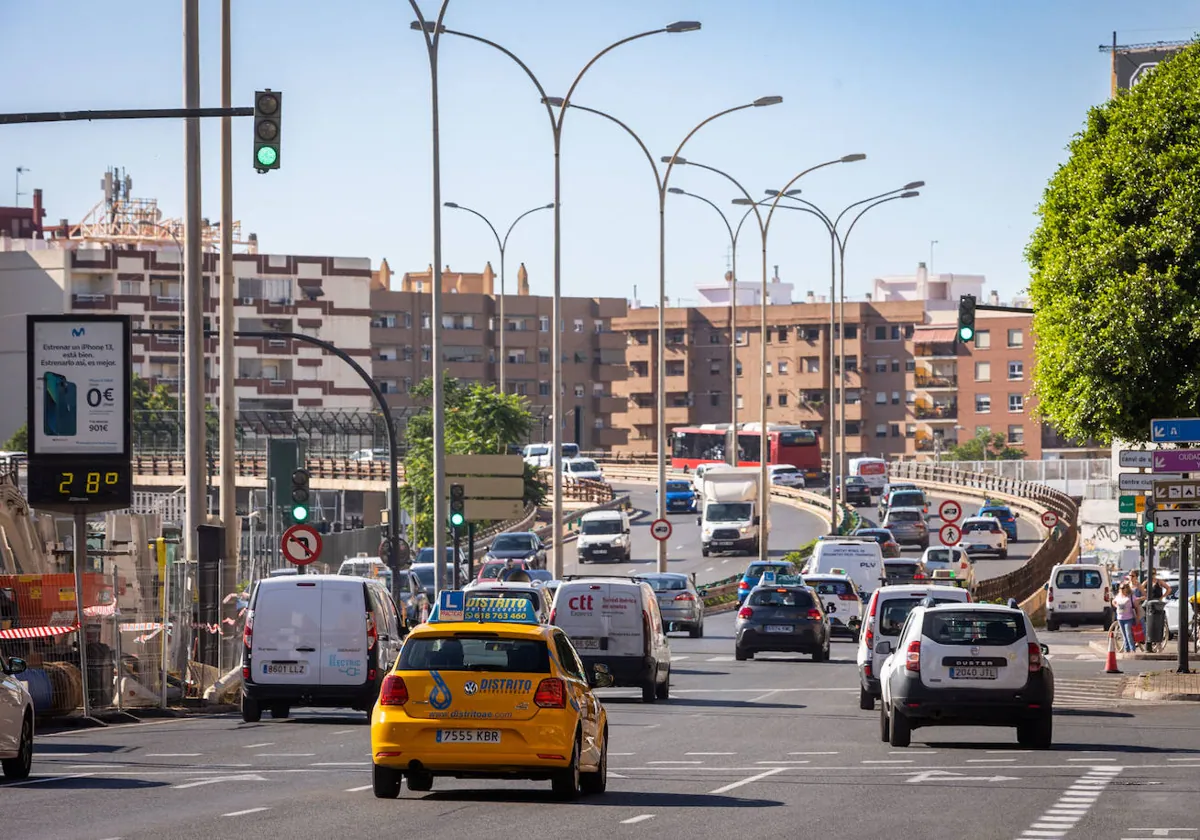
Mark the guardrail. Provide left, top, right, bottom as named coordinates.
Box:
left=131, top=454, right=398, bottom=481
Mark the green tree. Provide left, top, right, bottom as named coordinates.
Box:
left=403, top=377, right=546, bottom=546
left=3, top=424, right=27, bottom=452
left=945, top=430, right=1027, bottom=462
left=1026, top=43, right=1200, bottom=444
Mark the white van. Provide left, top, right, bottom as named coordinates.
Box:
left=849, top=457, right=888, bottom=495
left=805, top=539, right=884, bottom=597
left=855, top=583, right=971, bottom=710
left=576, top=509, right=632, bottom=563
left=1045, top=563, right=1112, bottom=631
left=551, top=578, right=671, bottom=703
left=522, top=442, right=580, bottom=468
left=241, top=575, right=404, bottom=723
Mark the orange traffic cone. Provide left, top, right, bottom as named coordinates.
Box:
left=1104, top=629, right=1122, bottom=674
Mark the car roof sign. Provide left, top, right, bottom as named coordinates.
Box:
left=428, top=591, right=540, bottom=625
left=760, top=571, right=777, bottom=586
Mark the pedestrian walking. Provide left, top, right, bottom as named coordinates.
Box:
left=1113, top=582, right=1139, bottom=652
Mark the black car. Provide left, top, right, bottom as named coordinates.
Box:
left=839, top=476, right=872, bottom=507
left=485, top=532, right=548, bottom=569
left=734, top=583, right=831, bottom=661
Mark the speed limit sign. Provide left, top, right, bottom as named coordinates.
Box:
left=939, top=499, right=962, bottom=522
left=939, top=523, right=962, bottom=546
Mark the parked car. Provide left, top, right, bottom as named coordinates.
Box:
left=0, top=650, right=33, bottom=779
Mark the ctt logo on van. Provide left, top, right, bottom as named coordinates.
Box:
left=568, top=595, right=594, bottom=611
left=328, top=654, right=362, bottom=678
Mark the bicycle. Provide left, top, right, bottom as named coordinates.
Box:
left=1108, top=619, right=1167, bottom=654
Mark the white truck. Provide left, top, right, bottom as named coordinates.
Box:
left=698, top=467, right=764, bottom=557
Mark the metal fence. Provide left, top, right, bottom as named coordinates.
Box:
left=929, top=458, right=1113, bottom=499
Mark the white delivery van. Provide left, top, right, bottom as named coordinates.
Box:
left=1045, top=563, right=1112, bottom=631
left=699, top=467, right=764, bottom=556
left=849, top=457, right=888, bottom=495
left=805, top=539, right=884, bottom=597
left=551, top=578, right=671, bottom=703
left=576, top=509, right=632, bottom=563
left=241, top=575, right=404, bottom=723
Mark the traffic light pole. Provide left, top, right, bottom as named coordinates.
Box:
left=452, top=526, right=462, bottom=590
left=0, top=106, right=253, bottom=125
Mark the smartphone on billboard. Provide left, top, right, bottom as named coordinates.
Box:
left=43, top=372, right=77, bottom=437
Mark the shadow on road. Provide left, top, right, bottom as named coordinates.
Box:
left=919, top=739, right=1193, bottom=754
left=419, top=789, right=782, bottom=808
left=603, top=696, right=802, bottom=711
left=2, top=776, right=169, bottom=790
left=33, top=742, right=127, bottom=754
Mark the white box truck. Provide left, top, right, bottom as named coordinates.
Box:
left=698, top=467, right=764, bottom=557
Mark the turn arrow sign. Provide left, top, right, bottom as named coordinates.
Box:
left=900, top=769, right=1019, bottom=784
left=172, top=773, right=267, bottom=790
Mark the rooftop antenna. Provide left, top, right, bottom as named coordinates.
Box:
left=15, top=166, right=30, bottom=206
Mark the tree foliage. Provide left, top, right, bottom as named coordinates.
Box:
left=403, top=377, right=545, bottom=547
left=1026, top=44, right=1200, bottom=444
left=2, top=425, right=26, bottom=452
left=945, top=430, right=1027, bottom=462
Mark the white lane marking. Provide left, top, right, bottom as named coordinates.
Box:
left=147, top=753, right=201, bottom=757
left=756, top=760, right=808, bottom=765
left=748, top=690, right=779, bottom=703
left=894, top=750, right=936, bottom=755
left=706, top=656, right=735, bottom=662
left=708, top=767, right=786, bottom=795
left=621, top=815, right=655, bottom=825
left=722, top=558, right=732, bottom=563
left=332, top=730, right=358, bottom=735
left=968, top=758, right=1017, bottom=763
left=705, top=566, right=715, bottom=572
left=311, top=762, right=366, bottom=766
left=223, top=808, right=270, bottom=818
left=242, top=743, right=273, bottom=749
left=67, top=764, right=132, bottom=769
left=1016, top=767, right=1121, bottom=840
left=1069, top=757, right=1115, bottom=762
left=345, top=784, right=372, bottom=792
left=4, top=772, right=94, bottom=787
left=39, top=752, right=92, bottom=757
left=670, top=688, right=854, bottom=692
left=648, top=760, right=701, bottom=765
left=862, top=760, right=912, bottom=764
left=1166, top=758, right=1200, bottom=761
left=254, top=753, right=316, bottom=757
left=686, top=752, right=735, bottom=756
left=789, top=751, right=838, bottom=755
left=672, top=656, right=690, bottom=662
left=988, top=750, right=1031, bottom=754
left=610, top=752, right=636, bottom=756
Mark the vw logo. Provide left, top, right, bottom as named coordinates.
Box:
left=464, top=681, right=478, bottom=695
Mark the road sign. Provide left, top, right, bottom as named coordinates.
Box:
left=1119, top=518, right=1137, bottom=536
left=1151, top=509, right=1200, bottom=534
left=650, top=518, right=673, bottom=541
left=1118, top=495, right=1147, bottom=513
left=1119, top=472, right=1183, bottom=491
left=939, top=523, right=962, bottom=546
left=901, top=769, right=1018, bottom=784
left=464, top=499, right=525, bottom=520
left=281, top=523, right=322, bottom=566
left=938, top=499, right=962, bottom=522
left=1119, top=450, right=1155, bottom=468
left=1151, top=418, right=1200, bottom=443
left=1152, top=480, right=1200, bottom=502
left=1040, top=510, right=1059, bottom=529
left=1152, top=450, right=1200, bottom=473
left=446, top=454, right=525, bottom=476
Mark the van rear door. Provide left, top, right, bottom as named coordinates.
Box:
left=319, top=580, right=369, bottom=686
left=253, top=580, right=323, bottom=685
left=554, top=582, right=644, bottom=657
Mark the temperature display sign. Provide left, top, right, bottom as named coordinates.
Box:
left=27, top=460, right=132, bottom=508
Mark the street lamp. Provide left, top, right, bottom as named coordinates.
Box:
left=443, top=200, right=554, bottom=393
left=421, top=13, right=702, bottom=581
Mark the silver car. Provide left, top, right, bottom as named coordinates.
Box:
left=882, top=506, right=930, bottom=549
left=635, top=572, right=704, bottom=638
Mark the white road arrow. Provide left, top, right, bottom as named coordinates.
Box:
left=173, top=773, right=267, bottom=790
left=901, top=769, right=1019, bottom=784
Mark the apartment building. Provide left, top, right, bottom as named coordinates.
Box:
left=368, top=261, right=629, bottom=451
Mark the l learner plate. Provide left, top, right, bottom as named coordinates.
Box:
left=949, top=666, right=997, bottom=679
left=436, top=729, right=501, bottom=744
left=765, top=624, right=795, bottom=633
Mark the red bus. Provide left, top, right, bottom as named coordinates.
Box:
left=670, top=426, right=822, bottom=477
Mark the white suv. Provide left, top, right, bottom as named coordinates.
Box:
left=959, top=516, right=1008, bottom=559
left=0, top=651, right=34, bottom=779
left=878, top=602, right=1053, bottom=748
left=1045, top=563, right=1112, bottom=631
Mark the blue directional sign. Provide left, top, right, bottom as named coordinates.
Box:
left=1151, top=418, right=1200, bottom=443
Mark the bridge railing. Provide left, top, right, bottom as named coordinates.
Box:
left=131, top=454, right=400, bottom=482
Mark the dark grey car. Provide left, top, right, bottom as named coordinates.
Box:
left=635, top=572, right=704, bottom=638
left=734, top=584, right=831, bottom=661
left=882, top=507, right=930, bottom=549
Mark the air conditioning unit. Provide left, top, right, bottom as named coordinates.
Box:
left=241, top=297, right=255, bottom=305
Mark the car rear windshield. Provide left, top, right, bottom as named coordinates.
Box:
left=748, top=588, right=816, bottom=608
left=855, top=530, right=890, bottom=542
left=877, top=597, right=962, bottom=636
left=982, top=507, right=1013, bottom=517
left=807, top=579, right=854, bottom=596
left=890, top=492, right=925, bottom=506
left=640, top=576, right=688, bottom=592
left=747, top=563, right=790, bottom=578
left=925, top=549, right=954, bottom=564
left=1055, top=569, right=1104, bottom=589
left=923, top=611, right=1027, bottom=646
left=963, top=521, right=999, bottom=533
left=884, top=563, right=922, bottom=582
left=888, top=510, right=923, bottom=523
left=398, top=635, right=551, bottom=673
left=568, top=459, right=599, bottom=473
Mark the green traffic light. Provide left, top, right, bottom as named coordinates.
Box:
left=257, top=146, right=279, bottom=167
left=958, top=325, right=974, bottom=341
left=1145, top=519, right=1155, bottom=533
left=450, top=512, right=465, bottom=527
left=291, top=504, right=309, bottom=522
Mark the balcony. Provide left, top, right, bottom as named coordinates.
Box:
left=595, top=395, right=625, bottom=415
left=621, top=405, right=656, bottom=426
left=914, top=403, right=958, bottom=422
left=71, top=293, right=114, bottom=310
left=914, top=343, right=959, bottom=360
left=914, top=373, right=958, bottom=390
left=597, top=331, right=626, bottom=351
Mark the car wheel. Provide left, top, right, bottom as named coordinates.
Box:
left=1046, top=619, right=1059, bottom=632
left=814, top=637, right=830, bottom=662
left=888, top=706, right=911, bottom=747
left=878, top=704, right=890, bottom=742
left=580, top=728, right=608, bottom=795
left=999, top=549, right=1008, bottom=559
left=552, top=737, right=582, bottom=800
left=701, top=548, right=710, bottom=557
left=270, top=705, right=290, bottom=720
left=641, top=681, right=657, bottom=703
left=689, top=622, right=702, bottom=639
left=655, top=670, right=670, bottom=700
left=241, top=693, right=262, bottom=723
left=859, top=687, right=875, bottom=711
left=1, top=714, right=33, bottom=780
left=407, top=770, right=434, bottom=792
left=1017, top=713, right=1053, bottom=749
left=373, top=764, right=403, bottom=798
left=734, top=646, right=750, bottom=661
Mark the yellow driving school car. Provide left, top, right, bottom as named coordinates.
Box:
left=371, top=591, right=612, bottom=799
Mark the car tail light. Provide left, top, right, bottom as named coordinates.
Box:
left=549, top=608, right=557, bottom=623
left=368, top=668, right=377, bottom=683
left=806, top=608, right=823, bottom=620
left=965, top=592, right=972, bottom=603
left=534, top=678, right=566, bottom=708
left=867, top=591, right=880, bottom=618
left=1103, top=586, right=1110, bottom=603
left=914, top=574, right=925, bottom=580
left=642, top=610, right=652, bottom=656
left=864, top=661, right=872, bottom=677
left=1028, top=642, right=1042, bottom=673
left=674, top=592, right=695, bottom=601
left=366, top=613, right=378, bottom=650
left=738, top=606, right=754, bottom=619
left=379, top=675, right=409, bottom=706
left=905, top=640, right=921, bottom=672
left=738, top=580, right=750, bottom=591
left=1047, top=588, right=1054, bottom=604
left=241, top=666, right=250, bottom=681
left=242, top=612, right=254, bottom=650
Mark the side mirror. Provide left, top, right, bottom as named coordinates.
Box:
left=753, top=515, right=761, bottom=525
left=6, top=657, right=27, bottom=675
left=824, top=602, right=836, bottom=614
left=1040, top=643, right=1050, bottom=657
left=591, top=664, right=614, bottom=689
left=696, top=516, right=702, bottom=526
left=875, top=641, right=893, bottom=655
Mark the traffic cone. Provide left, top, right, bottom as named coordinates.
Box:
left=1104, top=629, right=1122, bottom=674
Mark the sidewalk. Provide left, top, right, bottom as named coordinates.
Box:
left=1125, top=670, right=1200, bottom=702
left=1087, top=635, right=1187, bottom=662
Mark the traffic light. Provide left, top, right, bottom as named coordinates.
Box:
left=1145, top=515, right=1156, bottom=534
left=290, top=468, right=311, bottom=523
left=449, top=483, right=466, bottom=529
left=957, top=294, right=977, bottom=343
left=253, top=90, right=282, bottom=173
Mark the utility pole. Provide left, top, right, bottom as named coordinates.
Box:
left=218, top=0, right=238, bottom=661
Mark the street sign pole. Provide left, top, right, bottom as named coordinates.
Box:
left=1180, top=534, right=1191, bottom=674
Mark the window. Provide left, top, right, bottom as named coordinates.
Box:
left=778, top=328, right=789, bottom=343
left=593, top=417, right=605, bottom=429
left=736, top=361, right=743, bottom=376
left=891, top=359, right=901, bottom=372
left=710, top=392, right=721, bottom=407
left=765, top=362, right=773, bottom=375
left=462, top=314, right=475, bottom=329
left=846, top=390, right=861, bottom=404
left=1008, top=424, right=1024, bottom=444
left=905, top=423, right=917, bottom=438
left=538, top=381, right=550, bottom=396
left=804, top=327, right=821, bottom=341
left=906, top=390, right=916, bottom=405
left=1007, top=328, right=1023, bottom=348
left=891, top=390, right=901, bottom=405
left=846, top=422, right=860, bottom=435
left=667, top=329, right=686, bottom=345
left=875, top=424, right=888, bottom=438
left=975, top=394, right=991, bottom=413
left=804, top=356, right=819, bottom=373
left=573, top=318, right=584, bottom=332
left=975, top=329, right=990, bottom=349
left=890, top=325, right=901, bottom=340
left=421, top=345, right=432, bottom=362
left=574, top=384, right=585, bottom=398
left=904, top=324, right=914, bottom=339
left=538, top=348, right=550, bottom=364
left=709, top=332, right=721, bottom=344
left=710, top=360, right=721, bottom=375
left=875, top=391, right=887, bottom=404
left=736, top=329, right=748, bottom=345
left=403, top=377, right=413, bottom=393
left=736, top=395, right=744, bottom=410
left=875, top=359, right=888, bottom=373
left=890, top=423, right=901, bottom=438
left=844, top=356, right=858, bottom=372
left=593, top=383, right=604, bottom=397
left=778, top=392, right=788, bottom=407
left=539, top=315, right=549, bottom=332
left=975, top=361, right=991, bottom=381
left=766, top=394, right=773, bottom=408
left=1008, top=361, right=1024, bottom=380
left=666, top=361, right=685, bottom=376
left=595, top=320, right=607, bottom=333
left=402, top=346, right=413, bottom=361
left=506, top=349, right=526, bottom=364
left=874, top=325, right=887, bottom=341
left=905, top=359, right=915, bottom=372
left=778, top=360, right=789, bottom=375
left=421, top=313, right=431, bottom=329
left=1009, top=393, right=1024, bottom=413
left=844, top=324, right=858, bottom=339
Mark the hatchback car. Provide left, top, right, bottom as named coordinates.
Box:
left=977, top=504, right=1019, bottom=542
left=735, top=583, right=831, bottom=661
left=959, top=517, right=1008, bottom=559
left=840, top=476, right=872, bottom=507
left=663, top=479, right=698, bottom=514
left=0, top=651, right=34, bottom=780
left=882, top=558, right=928, bottom=585
left=852, top=528, right=902, bottom=559
left=878, top=602, right=1053, bottom=748
left=882, top=507, right=930, bottom=550
left=920, top=546, right=974, bottom=588
left=769, top=464, right=805, bottom=488
left=634, top=572, right=704, bottom=638
left=486, top=532, right=548, bottom=569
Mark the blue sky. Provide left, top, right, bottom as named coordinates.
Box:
left=2, top=1, right=1195, bottom=306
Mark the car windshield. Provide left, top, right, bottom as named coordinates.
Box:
left=639, top=575, right=688, bottom=592
left=963, top=521, right=999, bottom=533
left=526, top=446, right=549, bottom=457
left=581, top=519, right=622, bottom=535
left=480, top=561, right=523, bottom=579
left=888, top=510, right=922, bottom=523
left=748, top=588, right=815, bottom=608
left=877, top=597, right=963, bottom=636
left=856, top=530, right=892, bottom=543
left=525, top=569, right=553, bottom=582
left=847, top=478, right=866, bottom=486
left=807, top=579, right=854, bottom=596
left=397, top=635, right=550, bottom=672
left=415, top=548, right=460, bottom=564
left=491, top=535, right=536, bottom=551
left=707, top=502, right=753, bottom=522
left=567, top=459, right=599, bottom=473
left=1055, top=569, right=1104, bottom=589
left=923, top=610, right=1026, bottom=646
left=666, top=481, right=692, bottom=493
left=561, top=444, right=580, bottom=459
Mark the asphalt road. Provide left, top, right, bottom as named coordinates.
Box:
left=9, top=614, right=1197, bottom=840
